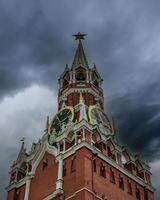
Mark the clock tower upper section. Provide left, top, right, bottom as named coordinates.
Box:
left=58, top=32, right=104, bottom=111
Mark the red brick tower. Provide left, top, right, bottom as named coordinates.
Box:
left=6, top=33, right=155, bottom=200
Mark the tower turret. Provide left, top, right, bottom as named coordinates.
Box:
left=58, top=32, right=103, bottom=111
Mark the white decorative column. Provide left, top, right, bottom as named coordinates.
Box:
left=56, top=157, right=63, bottom=190
left=115, top=152, right=118, bottom=164
left=73, top=71, right=76, bottom=83
left=69, top=71, right=72, bottom=84
left=86, top=71, right=89, bottom=83
left=75, top=133, right=77, bottom=145
left=57, top=142, right=60, bottom=154
left=63, top=140, right=66, bottom=153
left=24, top=177, right=31, bottom=200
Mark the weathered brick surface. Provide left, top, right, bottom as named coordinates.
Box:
left=7, top=185, right=25, bottom=200
left=29, top=152, right=58, bottom=200
left=7, top=188, right=15, bottom=200
left=62, top=147, right=154, bottom=200
left=7, top=147, right=154, bottom=200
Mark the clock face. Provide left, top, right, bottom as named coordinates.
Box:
left=89, top=105, right=114, bottom=135
left=48, top=107, right=74, bottom=136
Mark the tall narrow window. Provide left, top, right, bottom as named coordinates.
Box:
left=127, top=180, right=132, bottom=195
left=100, top=162, right=106, bottom=178
left=43, top=158, right=48, bottom=170
left=136, top=187, right=141, bottom=200
left=14, top=189, right=19, bottom=200
left=63, top=162, right=66, bottom=177
left=144, top=188, right=148, bottom=200
left=71, top=157, right=76, bottom=173
left=93, top=159, right=96, bottom=172
left=119, top=175, right=124, bottom=190
left=110, top=168, right=115, bottom=184
left=107, top=146, right=111, bottom=157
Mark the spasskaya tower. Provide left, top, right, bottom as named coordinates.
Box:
left=6, top=33, right=154, bottom=200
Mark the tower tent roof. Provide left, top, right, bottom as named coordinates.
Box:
left=72, top=32, right=89, bottom=69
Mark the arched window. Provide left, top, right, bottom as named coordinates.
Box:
left=14, top=189, right=19, bottom=200
left=107, top=146, right=111, bottom=157
left=43, top=158, right=48, bottom=170
left=100, top=162, right=106, bottom=178
left=63, top=162, right=66, bottom=177
left=127, top=180, right=132, bottom=195
left=92, top=72, right=99, bottom=87
left=93, top=159, right=96, bottom=172
left=119, top=174, right=124, bottom=190
left=110, top=168, right=115, bottom=184
left=75, top=67, right=86, bottom=81
left=71, top=157, right=76, bottom=173
left=136, top=187, right=141, bottom=200
left=63, top=72, right=70, bottom=87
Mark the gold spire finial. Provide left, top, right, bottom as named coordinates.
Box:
left=72, top=32, right=88, bottom=68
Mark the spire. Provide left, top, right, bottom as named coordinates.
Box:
left=44, top=116, right=49, bottom=133
left=16, top=138, right=26, bottom=163
left=72, top=32, right=88, bottom=68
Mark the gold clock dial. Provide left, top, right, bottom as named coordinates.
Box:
left=88, top=105, right=114, bottom=135
left=48, top=106, right=74, bottom=136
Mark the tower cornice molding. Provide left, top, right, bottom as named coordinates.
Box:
left=58, top=87, right=104, bottom=104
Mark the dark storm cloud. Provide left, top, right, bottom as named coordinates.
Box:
left=107, top=81, right=160, bottom=161
left=0, top=0, right=159, bottom=100
left=0, top=0, right=160, bottom=199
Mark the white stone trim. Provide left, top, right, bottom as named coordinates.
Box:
left=43, top=189, right=63, bottom=200
left=6, top=175, right=33, bottom=192
left=6, top=178, right=25, bottom=191
left=65, top=187, right=105, bottom=200
left=59, top=87, right=103, bottom=103
left=31, top=141, right=57, bottom=175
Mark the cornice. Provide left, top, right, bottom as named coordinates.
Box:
left=59, top=87, right=103, bottom=103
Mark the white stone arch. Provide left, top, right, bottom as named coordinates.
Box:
left=121, top=151, right=131, bottom=165
left=31, top=141, right=58, bottom=175
left=66, top=130, right=75, bottom=142
left=20, top=161, right=27, bottom=171
left=135, top=160, right=143, bottom=171
left=75, top=66, right=88, bottom=81
left=92, top=129, right=102, bottom=143
left=106, top=139, right=115, bottom=152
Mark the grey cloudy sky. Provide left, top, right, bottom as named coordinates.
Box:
left=0, top=0, right=160, bottom=199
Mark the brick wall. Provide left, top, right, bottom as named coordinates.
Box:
left=29, top=152, right=58, bottom=200
left=62, top=147, right=154, bottom=200
left=7, top=185, right=25, bottom=200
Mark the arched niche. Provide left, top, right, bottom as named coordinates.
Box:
left=106, top=140, right=115, bottom=152
left=63, top=71, right=70, bottom=87
left=20, top=162, right=27, bottom=172
left=92, top=130, right=101, bottom=144
left=75, top=67, right=87, bottom=81
left=106, top=140, right=116, bottom=160
left=17, top=162, right=27, bottom=181
left=136, top=160, right=143, bottom=171
left=121, top=151, right=131, bottom=165
left=92, top=71, right=99, bottom=87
